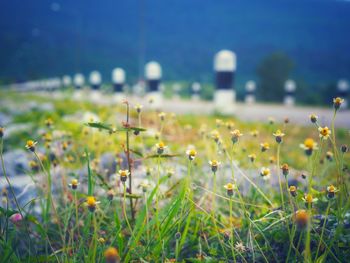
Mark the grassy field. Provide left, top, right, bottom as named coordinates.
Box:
left=0, top=91, right=349, bottom=262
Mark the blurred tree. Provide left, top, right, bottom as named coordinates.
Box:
left=256, top=52, right=294, bottom=102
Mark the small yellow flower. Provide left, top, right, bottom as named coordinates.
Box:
left=211, top=130, right=220, bottom=143
left=186, top=148, right=197, bottom=161
left=45, top=118, right=54, bottom=127
left=231, top=129, right=243, bottom=144
left=326, top=151, right=333, bottom=161
left=280, top=163, right=289, bottom=176
left=289, top=185, right=297, bottom=197
left=294, top=209, right=309, bottom=227
left=156, top=141, right=167, bottom=155
left=86, top=196, right=99, bottom=212
left=224, top=183, right=236, bottom=196
left=260, top=167, right=271, bottom=180
left=135, top=104, right=143, bottom=113
left=318, top=126, right=331, bottom=140
left=98, top=237, right=106, bottom=244
left=104, top=247, right=120, bottom=263
left=300, top=138, right=318, bottom=155
left=260, top=142, right=270, bottom=152
left=326, top=184, right=339, bottom=199
left=69, top=179, right=79, bottom=190
left=62, top=141, right=69, bottom=151
left=268, top=117, right=275, bottom=125
left=209, top=160, right=221, bottom=173
left=248, top=154, right=256, bottom=162
left=250, top=130, right=259, bottom=137
left=158, top=112, right=166, bottom=121
left=302, top=193, right=318, bottom=207
left=273, top=129, right=285, bottom=143
left=25, top=140, right=37, bottom=152
left=309, top=114, right=318, bottom=124
left=225, top=121, right=235, bottom=130
left=140, top=181, right=151, bottom=192
left=118, top=170, right=130, bottom=183
left=333, top=97, right=344, bottom=110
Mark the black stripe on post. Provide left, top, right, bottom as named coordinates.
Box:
left=216, top=71, right=234, bottom=90
left=148, top=79, right=160, bottom=92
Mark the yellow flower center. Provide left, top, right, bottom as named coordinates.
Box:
left=304, top=138, right=315, bottom=149
left=158, top=142, right=165, bottom=148
left=211, top=160, right=218, bottom=166
left=104, top=247, right=119, bottom=259
left=289, top=186, right=296, bottom=192
left=26, top=140, right=34, bottom=147
left=305, top=194, right=313, bottom=203
left=225, top=183, right=234, bottom=190
left=120, top=170, right=128, bottom=177
left=328, top=185, right=335, bottom=193
left=71, top=179, right=78, bottom=186
left=189, top=149, right=196, bottom=156
left=86, top=196, right=96, bottom=207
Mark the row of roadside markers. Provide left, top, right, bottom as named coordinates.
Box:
left=8, top=50, right=349, bottom=111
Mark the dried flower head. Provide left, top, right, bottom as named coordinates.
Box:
left=294, top=209, right=309, bottom=228
left=309, top=114, right=318, bottom=124
left=281, top=163, right=289, bottom=176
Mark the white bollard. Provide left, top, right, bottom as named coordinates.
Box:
left=172, top=83, right=182, bottom=99
left=89, top=71, right=102, bottom=90
left=213, top=50, right=237, bottom=114
left=245, top=80, right=256, bottom=104
left=337, top=79, right=349, bottom=109
left=111, top=68, right=126, bottom=103
left=62, top=75, right=72, bottom=87
left=73, top=73, right=85, bottom=89
left=145, top=61, right=162, bottom=108
left=284, top=79, right=296, bottom=106
left=191, top=82, right=201, bottom=101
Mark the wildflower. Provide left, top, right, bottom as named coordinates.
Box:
left=289, top=185, right=297, bottom=197
left=62, top=141, right=69, bottom=151
left=326, top=185, right=339, bottom=199
left=284, top=117, right=289, bottom=124
left=69, top=179, right=79, bottom=190
left=260, top=167, right=271, bottom=180
left=29, top=160, right=39, bottom=172
left=25, top=140, right=37, bottom=152
left=281, top=163, right=289, bottom=176
left=302, top=193, right=318, bottom=207
left=107, top=189, right=115, bottom=201
left=318, top=126, right=331, bottom=140
left=154, top=132, right=160, bottom=140
left=45, top=118, right=53, bottom=127
left=166, top=168, right=175, bottom=178
left=135, top=104, right=143, bottom=114
left=140, top=181, right=150, bottom=193
left=260, top=142, right=270, bottom=152
left=186, top=148, right=197, bottom=161
left=250, top=130, right=259, bottom=137
left=235, top=242, right=247, bottom=253
left=300, top=138, right=318, bottom=156
left=341, top=144, right=348, bottom=153
left=309, top=114, right=318, bottom=124
left=118, top=170, right=130, bottom=183
left=269, top=156, right=276, bottom=164
left=146, top=167, right=152, bottom=176
left=86, top=196, right=99, bottom=212
left=209, top=160, right=221, bottom=173
left=273, top=129, right=285, bottom=143
left=248, top=153, right=256, bottom=163
left=268, top=117, right=275, bottom=125
left=0, top=127, right=4, bottom=137
left=10, top=213, right=23, bottom=225
left=224, top=183, right=236, bottom=196
left=326, top=151, right=333, bottom=161
left=156, top=141, right=167, bottom=155
left=148, top=97, right=154, bottom=104
left=211, top=130, right=220, bottom=143
left=294, top=209, right=309, bottom=228
left=226, top=121, right=235, bottom=130
left=231, top=129, right=243, bottom=144
left=104, top=247, right=120, bottom=263
left=98, top=237, right=106, bottom=244
left=158, top=112, right=166, bottom=121
left=216, top=119, right=223, bottom=128
left=333, top=97, right=344, bottom=110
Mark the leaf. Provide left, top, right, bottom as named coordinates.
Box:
left=86, top=122, right=113, bottom=131
left=0, top=207, right=19, bottom=218
left=129, top=149, right=143, bottom=157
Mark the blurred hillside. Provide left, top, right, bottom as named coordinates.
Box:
left=0, top=0, right=350, bottom=103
